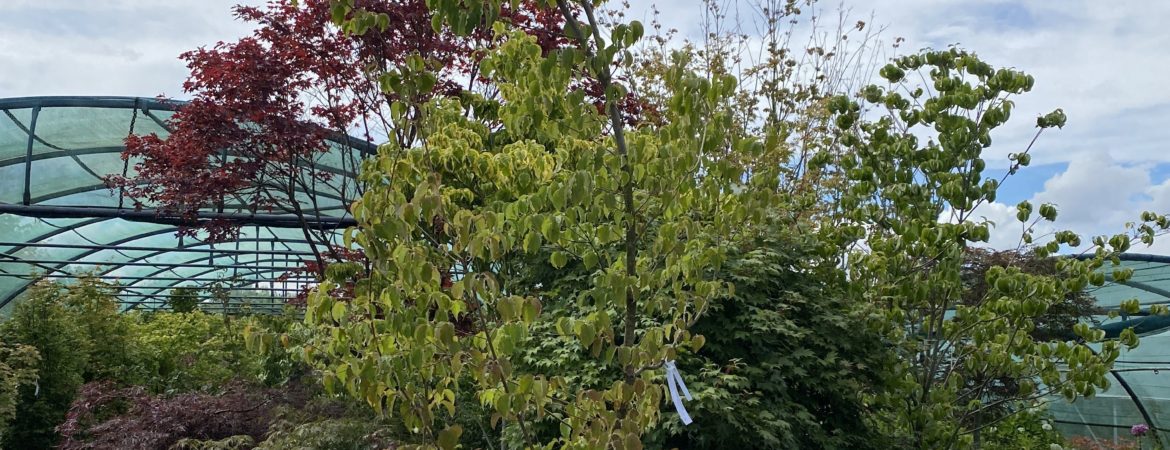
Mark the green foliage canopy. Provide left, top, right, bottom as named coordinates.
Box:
left=296, top=1, right=783, bottom=447
left=822, top=48, right=1170, bottom=448
left=0, top=281, right=93, bottom=449
left=0, top=343, right=38, bottom=445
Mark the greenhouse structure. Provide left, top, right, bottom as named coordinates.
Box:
left=2, top=96, right=1170, bottom=446
left=1050, top=254, right=1170, bottom=442
left=0, top=96, right=373, bottom=315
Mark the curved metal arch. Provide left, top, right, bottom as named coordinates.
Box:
left=1069, top=334, right=1167, bottom=444
left=114, top=232, right=322, bottom=310
left=0, top=145, right=367, bottom=182
left=121, top=266, right=315, bottom=295
left=119, top=267, right=315, bottom=294
left=0, top=216, right=126, bottom=286
left=0, top=151, right=367, bottom=208
left=1105, top=357, right=1164, bottom=445
left=121, top=258, right=315, bottom=311
left=1077, top=253, right=1170, bottom=265
left=0, top=146, right=124, bottom=168
left=121, top=277, right=294, bottom=311
left=90, top=253, right=303, bottom=282
left=0, top=95, right=378, bottom=154
left=5, top=226, right=186, bottom=286
left=0, top=201, right=345, bottom=307
left=0, top=216, right=312, bottom=272
left=20, top=180, right=353, bottom=217
left=0, top=96, right=375, bottom=313
left=28, top=180, right=355, bottom=209
left=1069, top=253, right=1170, bottom=307
left=123, top=271, right=312, bottom=312
left=127, top=226, right=322, bottom=306
left=84, top=237, right=320, bottom=283
left=94, top=238, right=320, bottom=283
left=2, top=95, right=372, bottom=210
left=0, top=230, right=323, bottom=308
left=0, top=96, right=180, bottom=111
left=1105, top=274, right=1170, bottom=305
left=0, top=216, right=111, bottom=255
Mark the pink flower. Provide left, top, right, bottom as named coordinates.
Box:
left=1132, top=423, right=1150, bottom=436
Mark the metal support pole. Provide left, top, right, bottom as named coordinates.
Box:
left=0, top=240, right=318, bottom=256
left=0, top=204, right=356, bottom=229
left=0, top=272, right=315, bottom=284
left=21, top=106, right=41, bottom=205
left=3, top=258, right=305, bottom=271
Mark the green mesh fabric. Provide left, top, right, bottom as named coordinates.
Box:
left=0, top=96, right=369, bottom=314
left=1047, top=254, right=1170, bottom=443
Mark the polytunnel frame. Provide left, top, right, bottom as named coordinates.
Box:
left=1049, top=253, right=1170, bottom=444
left=0, top=96, right=377, bottom=312
left=0, top=232, right=319, bottom=308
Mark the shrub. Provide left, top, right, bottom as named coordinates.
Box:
left=655, top=230, right=895, bottom=449
left=0, top=281, right=92, bottom=449
left=131, top=310, right=272, bottom=392
left=0, top=343, right=39, bottom=444
left=56, top=380, right=300, bottom=450
left=975, top=404, right=1065, bottom=450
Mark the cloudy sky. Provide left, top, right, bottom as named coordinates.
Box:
left=3, top=0, right=1167, bottom=253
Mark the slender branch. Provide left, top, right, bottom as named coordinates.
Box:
left=555, top=0, right=639, bottom=386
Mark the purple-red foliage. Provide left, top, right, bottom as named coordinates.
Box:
left=110, top=0, right=569, bottom=242
left=56, top=380, right=312, bottom=450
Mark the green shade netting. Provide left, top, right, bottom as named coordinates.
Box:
left=0, top=96, right=371, bottom=314
left=1034, top=255, right=1170, bottom=444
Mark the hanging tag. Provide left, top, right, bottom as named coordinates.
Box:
left=663, top=360, right=693, bottom=425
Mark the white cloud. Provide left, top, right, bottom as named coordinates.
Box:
left=622, top=0, right=1170, bottom=170
left=967, top=157, right=1170, bottom=253
left=0, top=1, right=259, bottom=99
left=1031, top=154, right=1151, bottom=226
left=822, top=0, right=1170, bottom=168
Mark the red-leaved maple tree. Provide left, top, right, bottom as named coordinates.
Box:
left=109, top=0, right=570, bottom=275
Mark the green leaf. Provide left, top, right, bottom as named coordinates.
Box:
left=576, top=322, right=597, bottom=348
left=550, top=251, right=569, bottom=269
left=629, top=20, right=644, bottom=43
left=438, top=425, right=463, bottom=450
left=436, top=322, right=456, bottom=346
left=524, top=231, right=542, bottom=254
left=541, top=216, right=560, bottom=242
left=1039, top=203, right=1058, bottom=221
left=1016, top=201, right=1032, bottom=222
left=498, top=297, right=517, bottom=321
left=322, top=372, right=337, bottom=395
left=1037, top=108, right=1067, bottom=129
left=691, top=334, right=706, bottom=352
left=417, top=71, right=438, bottom=93
left=522, top=298, right=542, bottom=323
left=330, top=2, right=348, bottom=24
left=582, top=250, right=598, bottom=269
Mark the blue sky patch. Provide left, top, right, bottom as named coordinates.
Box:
left=994, top=162, right=1067, bottom=205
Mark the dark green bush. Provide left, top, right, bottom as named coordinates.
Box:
left=0, top=281, right=93, bottom=449
left=654, top=230, right=896, bottom=450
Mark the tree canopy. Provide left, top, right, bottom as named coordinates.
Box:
left=4, top=1, right=1169, bottom=450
